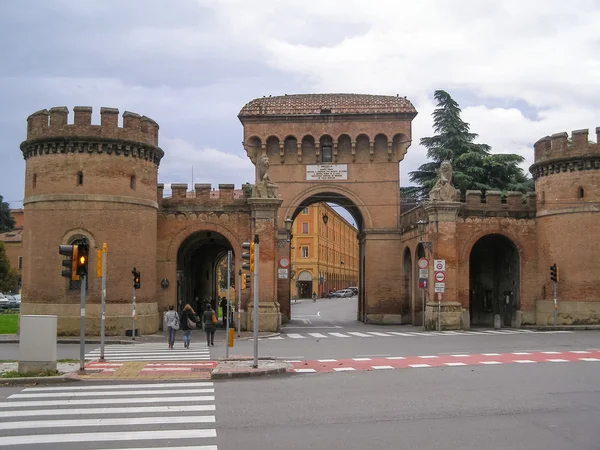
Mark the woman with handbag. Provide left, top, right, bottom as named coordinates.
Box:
left=202, top=304, right=217, bottom=346
left=180, top=304, right=198, bottom=349
left=165, top=305, right=179, bottom=349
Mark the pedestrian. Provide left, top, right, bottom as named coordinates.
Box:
left=220, top=296, right=228, bottom=328
left=312, top=291, right=317, bottom=302
left=164, top=305, right=179, bottom=349
left=180, top=303, right=198, bottom=349
left=203, top=304, right=217, bottom=346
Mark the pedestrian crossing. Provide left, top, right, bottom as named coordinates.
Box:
left=0, top=381, right=218, bottom=449
left=271, top=329, right=574, bottom=340
left=85, top=342, right=211, bottom=362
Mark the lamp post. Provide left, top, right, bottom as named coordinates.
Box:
left=341, top=261, right=345, bottom=289
left=416, top=219, right=433, bottom=330
left=323, top=212, right=329, bottom=296
left=284, top=217, right=294, bottom=302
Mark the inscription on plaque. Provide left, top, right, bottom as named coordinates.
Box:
left=306, top=164, right=348, bottom=181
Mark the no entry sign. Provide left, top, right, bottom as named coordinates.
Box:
left=418, top=258, right=429, bottom=269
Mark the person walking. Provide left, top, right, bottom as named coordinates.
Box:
left=220, top=297, right=228, bottom=328
left=203, top=304, right=217, bottom=346
left=180, top=303, right=198, bottom=349
left=164, top=305, right=179, bottom=349
left=312, top=291, right=317, bottom=302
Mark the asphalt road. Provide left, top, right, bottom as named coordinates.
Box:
left=0, top=343, right=99, bottom=361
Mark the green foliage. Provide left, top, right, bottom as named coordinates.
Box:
left=1, top=369, right=61, bottom=378
left=0, top=195, right=15, bottom=233
left=0, top=314, right=18, bottom=334
left=0, top=242, right=19, bottom=293
left=218, top=257, right=235, bottom=290
left=409, top=90, right=534, bottom=197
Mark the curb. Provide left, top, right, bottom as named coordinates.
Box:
left=522, top=326, right=600, bottom=331
left=211, top=366, right=290, bottom=379
left=1, top=373, right=81, bottom=386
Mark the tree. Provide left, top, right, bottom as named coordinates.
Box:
left=0, top=242, right=19, bottom=293
left=218, top=257, right=235, bottom=290
left=0, top=195, right=15, bottom=233
left=409, top=90, right=533, bottom=197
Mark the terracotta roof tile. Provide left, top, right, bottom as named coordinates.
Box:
left=239, top=93, right=416, bottom=117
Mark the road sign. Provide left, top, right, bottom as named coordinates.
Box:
left=434, top=283, right=445, bottom=293
left=278, top=257, right=290, bottom=269
left=434, top=259, right=446, bottom=272
left=419, top=269, right=428, bottom=278
left=434, top=271, right=446, bottom=282
left=437, top=292, right=443, bottom=301
left=278, top=268, right=288, bottom=279
left=419, top=279, right=428, bottom=289
left=418, top=258, right=429, bottom=269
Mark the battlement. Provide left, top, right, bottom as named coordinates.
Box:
left=158, top=183, right=249, bottom=209
left=463, top=190, right=536, bottom=209
left=534, top=128, right=600, bottom=164
left=26, top=107, right=159, bottom=147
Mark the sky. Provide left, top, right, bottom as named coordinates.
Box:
left=2, top=0, right=600, bottom=215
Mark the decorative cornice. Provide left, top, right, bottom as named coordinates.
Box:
left=20, top=136, right=164, bottom=166
left=529, top=155, right=600, bottom=180
left=24, top=194, right=158, bottom=209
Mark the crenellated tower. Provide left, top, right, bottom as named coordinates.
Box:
left=530, top=128, right=600, bottom=324
left=20, top=106, right=164, bottom=335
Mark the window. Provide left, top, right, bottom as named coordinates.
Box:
left=130, top=175, right=136, bottom=190
left=302, top=222, right=309, bottom=234
left=578, top=187, right=585, bottom=198
left=322, top=146, right=332, bottom=162
left=77, top=171, right=84, bottom=186
left=18, top=256, right=23, bottom=270
left=302, top=246, right=309, bottom=258
left=33, top=174, right=37, bottom=189
left=302, top=207, right=309, bottom=214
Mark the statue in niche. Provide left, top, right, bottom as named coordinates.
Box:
left=252, top=155, right=279, bottom=199
left=429, top=160, right=459, bottom=202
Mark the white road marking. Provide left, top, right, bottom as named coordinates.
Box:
left=352, top=358, right=372, bottom=361
left=95, top=447, right=217, bottom=450
left=547, top=359, right=568, bottom=363
left=479, top=361, right=502, bottom=365
left=409, top=364, right=431, bottom=368
left=570, top=350, right=591, bottom=354
left=418, top=355, right=438, bottom=359
left=317, top=359, right=337, bottom=362
left=366, top=332, right=392, bottom=337
left=308, top=333, right=328, bottom=338
left=347, top=332, right=372, bottom=337
left=268, top=336, right=285, bottom=340
left=0, top=429, right=216, bottom=446
left=372, top=366, right=394, bottom=370
left=295, top=369, right=317, bottom=373
left=386, top=356, right=406, bottom=360
left=328, top=332, right=350, bottom=338
left=512, top=352, right=531, bottom=355
left=286, top=333, right=306, bottom=339
left=542, top=351, right=562, bottom=354
left=444, top=362, right=467, bottom=366
left=0, top=405, right=215, bottom=419
left=481, top=353, right=501, bottom=356
left=10, top=388, right=214, bottom=399
left=333, top=367, right=356, bottom=372
left=0, top=415, right=215, bottom=430
left=514, top=360, right=536, bottom=363
left=579, top=358, right=600, bottom=362
left=451, top=354, right=470, bottom=357
left=23, top=382, right=213, bottom=392
left=387, top=332, right=414, bottom=336
left=1, top=396, right=215, bottom=408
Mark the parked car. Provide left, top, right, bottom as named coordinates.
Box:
left=332, top=289, right=353, bottom=298
left=348, top=287, right=358, bottom=295
left=6, top=294, right=20, bottom=309
left=0, top=293, right=8, bottom=310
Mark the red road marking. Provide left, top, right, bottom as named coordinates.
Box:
left=289, top=350, right=600, bottom=373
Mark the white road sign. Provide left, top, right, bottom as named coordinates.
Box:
left=434, top=259, right=446, bottom=272
left=434, top=271, right=446, bottom=282
left=278, top=268, right=288, bottom=279
left=418, top=258, right=429, bottom=269
left=419, top=269, right=429, bottom=278
left=434, top=283, right=445, bottom=293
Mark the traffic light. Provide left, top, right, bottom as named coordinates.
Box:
left=132, top=268, right=141, bottom=289
left=59, top=244, right=79, bottom=280
left=550, top=264, right=559, bottom=282
left=241, top=241, right=255, bottom=272
left=241, top=273, right=251, bottom=290
left=76, top=244, right=89, bottom=277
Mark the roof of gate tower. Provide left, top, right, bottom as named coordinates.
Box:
left=238, top=93, right=416, bottom=117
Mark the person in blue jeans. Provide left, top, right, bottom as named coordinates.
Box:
left=180, top=304, right=198, bottom=349
left=164, top=305, right=178, bottom=349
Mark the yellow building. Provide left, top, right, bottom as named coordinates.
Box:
left=290, top=203, right=358, bottom=299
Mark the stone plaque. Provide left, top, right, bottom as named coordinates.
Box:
left=306, top=164, right=348, bottom=181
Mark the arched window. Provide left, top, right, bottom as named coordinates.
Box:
left=32, top=173, right=37, bottom=189
left=77, top=171, right=84, bottom=186
left=130, top=175, right=136, bottom=190
left=578, top=186, right=585, bottom=198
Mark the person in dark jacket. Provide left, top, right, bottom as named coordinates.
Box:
left=202, top=304, right=216, bottom=346
left=180, top=303, right=198, bottom=349
left=220, top=297, right=229, bottom=328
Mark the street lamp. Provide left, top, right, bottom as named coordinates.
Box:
left=284, top=217, right=293, bottom=241
left=341, top=261, right=345, bottom=289
left=416, top=219, right=433, bottom=252
left=323, top=212, right=329, bottom=295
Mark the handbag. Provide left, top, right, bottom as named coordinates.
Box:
left=171, top=313, right=180, bottom=330
left=211, top=312, right=217, bottom=324
left=187, top=317, right=197, bottom=329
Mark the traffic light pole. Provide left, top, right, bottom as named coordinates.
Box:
left=253, top=234, right=259, bottom=369
left=79, top=275, right=86, bottom=372
left=553, top=280, right=557, bottom=326
left=237, top=269, right=242, bottom=338
left=100, top=250, right=107, bottom=361
left=225, top=251, right=232, bottom=359
left=132, top=285, right=136, bottom=341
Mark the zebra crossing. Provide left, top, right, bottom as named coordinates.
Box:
left=85, top=342, right=211, bottom=362
left=0, top=381, right=218, bottom=449
left=272, top=329, right=574, bottom=340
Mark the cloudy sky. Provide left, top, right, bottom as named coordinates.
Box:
left=2, top=0, right=600, bottom=210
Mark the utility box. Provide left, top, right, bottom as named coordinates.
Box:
left=19, top=315, right=57, bottom=374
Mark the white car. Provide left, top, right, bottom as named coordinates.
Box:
left=0, top=293, right=8, bottom=309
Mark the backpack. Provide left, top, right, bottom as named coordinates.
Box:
left=211, top=312, right=217, bottom=324
left=171, top=312, right=180, bottom=330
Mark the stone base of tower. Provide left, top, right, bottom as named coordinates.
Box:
left=243, top=302, right=281, bottom=332
left=424, top=301, right=463, bottom=330
left=364, top=314, right=403, bottom=324
left=19, top=302, right=159, bottom=336
left=536, top=300, right=600, bottom=326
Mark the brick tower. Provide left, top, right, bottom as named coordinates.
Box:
left=530, top=128, right=600, bottom=324
left=20, top=107, right=164, bottom=335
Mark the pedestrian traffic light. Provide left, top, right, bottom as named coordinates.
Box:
left=550, top=263, right=559, bottom=282
left=132, top=268, right=141, bottom=289
left=59, top=244, right=79, bottom=280
left=76, top=244, right=89, bottom=277
left=241, top=241, right=255, bottom=272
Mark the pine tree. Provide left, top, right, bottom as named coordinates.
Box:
left=0, top=195, right=15, bottom=233
left=0, top=242, right=18, bottom=293
left=408, top=90, right=533, bottom=198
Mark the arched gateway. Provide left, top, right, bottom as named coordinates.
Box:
left=239, top=94, right=417, bottom=324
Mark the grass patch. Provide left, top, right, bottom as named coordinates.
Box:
left=0, top=314, right=18, bottom=334
left=57, top=359, right=79, bottom=363
left=1, top=369, right=61, bottom=378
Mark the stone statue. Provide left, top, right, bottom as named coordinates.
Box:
left=252, top=155, right=279, bottom=198
left=429, top=160, right=459, bottom=202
